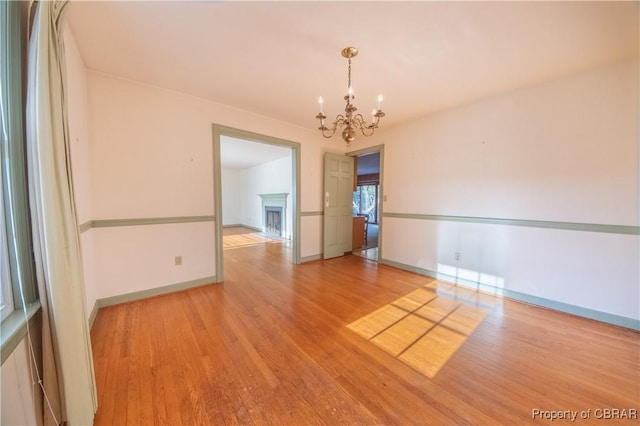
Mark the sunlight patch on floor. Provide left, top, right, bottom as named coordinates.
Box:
left=223, top=228, right=286, bottom=250
left=347, top=280, right=499, bottom=378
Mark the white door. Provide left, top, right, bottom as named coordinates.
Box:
left=323, top=153, right=354, bottom=259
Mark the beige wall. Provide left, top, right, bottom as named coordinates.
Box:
left=1, top=336, right=43, bottom=426
left=76, top=57, right=333, bottom=301
left=373, top=59, right=639, bottom=323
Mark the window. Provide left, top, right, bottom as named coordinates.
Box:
left=353, top=184, right=379, bottom=224
left=1, top=162, right=14, bottom=321
left=0, top=6, right=14, bottom=321
left=1, top=0, right=38, bottom=327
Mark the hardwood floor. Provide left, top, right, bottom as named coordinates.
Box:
left=91, top=241, right=639, bottom=425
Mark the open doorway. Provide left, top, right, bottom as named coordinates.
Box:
left=349, top=146, right=383, bottom=261
left=221, top=136, right=292, bottom=256
left=213, top=125, right=301, bottom=283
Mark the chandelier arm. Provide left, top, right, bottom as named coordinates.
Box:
left=320, top=127, right=337, bottom=138
left=332, top=114, right=346, bottom=128
left=368, top=110, right=385, bottom=128
left=351, top=113, right=366, bottom=128
left=360, top=126, right=375, bottom=137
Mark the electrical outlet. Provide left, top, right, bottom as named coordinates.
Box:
left=455, top=252, right=461, bottom=261
left=175, top=255, right=183, bottom=266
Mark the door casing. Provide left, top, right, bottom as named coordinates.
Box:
left=347, top=144, right=384, bottom=260
left=212, top=124, right=301, bottom=282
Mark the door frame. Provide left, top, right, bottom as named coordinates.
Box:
left=347, top=144, right=384, bottom=260
left=212, top=124, right=301, bottom=283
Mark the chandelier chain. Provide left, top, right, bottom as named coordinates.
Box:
left=348, top=57, right=352, bottom=97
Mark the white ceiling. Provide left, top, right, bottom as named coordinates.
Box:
left=220, top=136, right=291, bottom=169
left=66, top=1, right=639, bottom=134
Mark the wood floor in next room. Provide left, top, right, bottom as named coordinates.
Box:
left=90, top=240, right=639, bottom=425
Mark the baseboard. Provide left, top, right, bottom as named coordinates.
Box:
left=299, top=254, right=322, bottom=263
left=379, top=257, right=639, bottom=331
left=223, top=223, right=263, bottom=232
left=96, top=276, right=218, bottom=309
left=88, top=300, right=99, bottom=329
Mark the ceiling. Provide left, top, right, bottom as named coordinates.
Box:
left=357, top=152, right=380, bottom=176
left=66, top=1, right=638, bottom=135
left=220, top=136, right=291, bottom=169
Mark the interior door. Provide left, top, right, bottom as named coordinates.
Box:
left=323, top=153, right=354, bottom=259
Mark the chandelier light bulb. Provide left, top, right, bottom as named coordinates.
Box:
left=318, top=96, right=324, bottom=113
left=378, top=94, right=383, bottom=110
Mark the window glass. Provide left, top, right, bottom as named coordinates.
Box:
left=0, top=146, right=14, bottom=321
left=353, top=184, right=379, bottom=224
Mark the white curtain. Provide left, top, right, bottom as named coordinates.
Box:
left=26, top=1, right=97, bottom=424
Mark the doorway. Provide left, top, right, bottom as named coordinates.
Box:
left=349, top=146, right=383, bottom=261
left=212, top=125, right=301, bottom=283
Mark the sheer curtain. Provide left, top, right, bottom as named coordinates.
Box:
left=26, top=1, right=97, bottom=424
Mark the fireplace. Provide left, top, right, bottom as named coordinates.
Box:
left=258, top=193, right=289, bottom=238
left=265, top=206, right=283, bottom=237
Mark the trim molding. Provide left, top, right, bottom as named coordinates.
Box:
left=223, top=224, right=262, bottom=232
left=97, top=276, right=218, bottom=308
left=299, top=254, right=322, bottom=263
left=300, top=211, right=323, bottom=217
left=212, top=124, right=302, bottom=277
left=383, top=213, right=639, bottom=235
left=79, top=215, right=216, bottom=233
left=379, top=257, right=639, bottom=331
left=1, top=302, right=41, bottom=365
left=348, top=144, right=385, bottom=261
left=88, top=300, right=99, bottom=330
left=79, top=220, right=92, bottom=234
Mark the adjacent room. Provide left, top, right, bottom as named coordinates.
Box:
left=1, top=1, right=638, bottom=425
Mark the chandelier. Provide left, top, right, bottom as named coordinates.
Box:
left=316, top=46, right=385, bottom=147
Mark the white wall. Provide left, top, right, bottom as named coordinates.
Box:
left=240, top=156, right=293, bottom=237
left=221, top=155, right=293, bottom=236
left=1, top=338, right=43, bottom=426
left=382, top=60, right=638, bottom=224
left=92, top=223, right=215, bottom=300
left=377, top=59, right=639, bottom=323
left=64, top=26, right=98, bottom=319
left=84, top=70, right=330, bottom=300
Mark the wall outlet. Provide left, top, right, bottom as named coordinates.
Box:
left=175, top=255, right=183, bottom=266
left=455, top=252, right=461, bottom=261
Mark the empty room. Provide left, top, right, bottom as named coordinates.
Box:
left=1, top=1, right=638, bottom=425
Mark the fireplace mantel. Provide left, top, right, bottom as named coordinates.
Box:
left=258, top=193, right=289, bottom=204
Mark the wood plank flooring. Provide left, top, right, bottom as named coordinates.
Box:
left=222, top=226, right=286, bottom=250
left=91, top=239, right=639, bottom=425
left=348, top=282, right=496, bottom=378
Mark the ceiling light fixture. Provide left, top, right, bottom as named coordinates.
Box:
left=316, top=46, right=385, bottom=147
